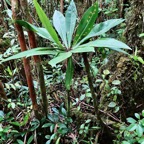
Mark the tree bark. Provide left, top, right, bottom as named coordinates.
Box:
left=60, top=0, right=64, bottom=13
left=19, top=0, right=48, bottom=116
left=0, top=81, right=7, bottom=100
left=11, top=0, right=39, bottom=117
left=124, top=0, right=144, bottom=51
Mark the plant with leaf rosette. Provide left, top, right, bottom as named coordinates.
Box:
left=1, top=0, right=131, bottom=118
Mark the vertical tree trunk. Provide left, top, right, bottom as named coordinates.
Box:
left=82, top=53, right=98, bottom=115
left=11, top=0, right=39, bottom=117
left=20, top=0, right=48, bottom=116
left=125, top=0, right=144, bottom=51
left=60, top=0, right=64, bottom=13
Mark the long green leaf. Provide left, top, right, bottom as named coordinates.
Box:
left=136, top=125, right=143, bottom=137
left=77, top=19, right=125, bottom=45
left=65, top=0, right=77, bottom=48
left=36, top=28, right=53, bottom=41
left=15, top=20, right=35, bottom=31
left=53, top=10, right=68, bottom=48
left=65, top=56, right=74, bottom=90
left=71, top=47, right=94, bottom=53
left=1, top=48, right=58, bottom=62
left=79, top=38, right=131, bottom=50
left=33, top=0, right=62, bottom=48
left=49, top=52, right=72, bottom=67
left=108, top=47, right=129, bottom=54
left=16, top=20, right=53, bottom=41
left=73, top=2, right=98, bottom=45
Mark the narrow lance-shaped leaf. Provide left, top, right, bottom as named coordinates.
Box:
left=77, top=19, right=125, bottom=46
left=65, top=56, right=74, bottom=90
left=53, top=10, right=68, bottom=48
left=1, top=48, right=58, bottom=63
left=49, top=52, right=72, bottom=67
left=65, top=0, right=77, bottom=48
left=37, top=28, right=54, bottom=41
left=79, top=38, right=131, bottom=50
left=33, top=0, right=62, bottom=48
left=70, top=46, right=94, bottom=53
left=15, top=20, right=53, bottom=41
left=73, top=2, right=98, bottom=45
left=108, top=47, right=129, bottom=54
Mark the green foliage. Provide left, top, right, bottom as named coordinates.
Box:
left=49, top=52, right=72, bottom=67
left=53, top=10, right=68, bottom=48
left=102, top=0, right=119, bottom=17
left=65, top=56, right=74, bottom=90
left=131, top=48, right=144, bottom=64
left=78, top=38, right=130, bottom=54
left=96, top=68, right=122, bottom=113
left=0, top=0, right=132, bottom=143
left=65, top=0, right=77, bottom=48
left=33, top=0, right=62, bottom=48
left=78, top=19, right=124, bottom=45
left=2, top=47, right=58, bottom=62
left=139, top=33, right=144, bottom=38
left=115, top=110, right=144, bottom=144
left=2, top=0, right=130, bottom=64
left=0, top=106, right=35, bottom=143
left=73, top=2, right=98, bottom=45
left=42, top=104, right=72, bottom=144
left=79, top=119, right=100, bottom=139
left=1, top=0, right=131, bottom=94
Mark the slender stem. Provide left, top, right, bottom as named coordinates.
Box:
left=82, top=53, right=98, bottom=114
left=66, top=56, right=74, bottom=117
left=37, top=63, right=48, bottom=115
left=82, top=53, right=106, bottom=127
left=67, top=89, right=70, bottom=117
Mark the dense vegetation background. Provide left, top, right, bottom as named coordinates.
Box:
left=0, top=0, right=144, bottom=144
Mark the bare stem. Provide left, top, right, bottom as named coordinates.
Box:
left=82, top=53, right=98, bottom=114
left=67, top=89, right=70, bottom=117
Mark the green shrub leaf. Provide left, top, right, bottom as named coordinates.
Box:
left=122, top=141, right=130, bottom=144
left=78, top=19, right=124, bottom=45
left=27, top=135, right=34, bottom=144
left=135, top=113, right=140, bottom=119
left=79, top=38, right=131, bottom=51
left=53, top=10, right=68, bottom=48
left=108, top=102, right=116, bottom=108
left=1, top=47, right=57, bottom=62
left=71, top=46, right=94, bottom=53
left=126, top=117, right=136, bottom=124
left=112, top=80, right=121, bottom=85
left=49, top=52, right=72, bottom=67
left=65, top=0, right=77, bottom=48
left=16, top=20, right=57, bottom=42
left=73, top=2, right=98, bottom=45
left=136, top=124, right=143, bottom=137
left=42, top=123, right=53, bottom=128
left=65, top=57, right=74, bottom=90
left=17, top=139, right=24, bottom=144
left=127, top=123, right=137, bottom=131
left=33, top=0, right=62, bottom=48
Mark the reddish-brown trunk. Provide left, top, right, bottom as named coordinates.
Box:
left=19, top=0, right=48, bottom=115
left=11, top=0, right=38, bottom=112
